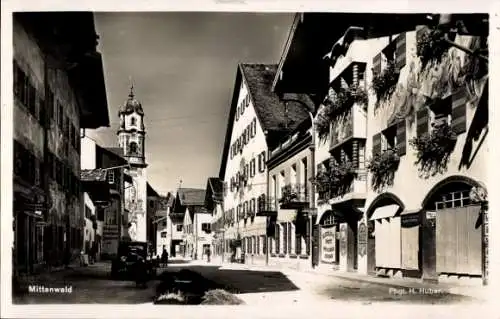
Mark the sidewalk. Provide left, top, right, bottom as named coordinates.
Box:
left=216, top=261, right=489, bottom=301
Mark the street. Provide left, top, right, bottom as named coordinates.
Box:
left=13, top=261, right=484, bottom=305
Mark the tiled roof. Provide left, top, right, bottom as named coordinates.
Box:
left=80, top=169, right=107, bottom=182
left=218, top=63, right=315, bottom=179
left=178, top=188, right=206, bottom=206
left=240, top=64, right=314, bottom=134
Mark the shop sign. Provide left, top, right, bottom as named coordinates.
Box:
left=402, top=214, right=420, bottom=227
left=340, top=224, right=347, bottom=257
left=321, top=228, right=336, bottom=263
left=426, top=211, right=436, bottom=220
left=358, top=222, right=367, bottom=257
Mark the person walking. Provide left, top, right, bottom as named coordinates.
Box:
left=161, top=247, right=169, bottom=267
left=206, top=247, right=211, bottom=263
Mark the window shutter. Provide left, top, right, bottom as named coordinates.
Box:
left=416, top=108, right=430, bottom=137
left=451, top=88, right=467, bottom=135
left=251, top=118, right=256, bottom=137
left=396, top=120, right=407, bottom=156
left=395, top=33, right=407, bottom=70
left=251, top=198, right=256, bottom=216
left=372, top=53, right=382, bottom=78
left=250, top=158, right=256, bottom=177
left=258, top=151, right=266, bottom=172
left=236, top=106, right=240, bottom=121
left=372, top=133, right=382, bottom=157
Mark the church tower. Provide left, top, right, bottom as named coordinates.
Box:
left=118, top=84, right=148, bottom=242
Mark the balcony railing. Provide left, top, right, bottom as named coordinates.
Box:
left=317, top=168, right=367, bottom=204
left=279, top=183, right=310, bottom=209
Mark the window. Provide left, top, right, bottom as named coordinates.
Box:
left=130, top=117, right=136, bottom=126
left=149, top=200, right=155, bottom=209
left=202, top=223, right=211, bottom=233
left=161, top=232, right=167, bottom=238
left=302, top=158, right=308, bottom=199
left=258, top=151, right=266, bottom=173
left=382, top=125, right=397, bottom=151
left=107, top=170, right=115, bottom=184
left=250, top=158, right=256, bottom=177
left=129, top=142, right=138, bottom=154
left=85, top=205, right=92, bottom=219
left=162, top=221, right=167, bottom=227
left=177, top=225, right=183, bottom=232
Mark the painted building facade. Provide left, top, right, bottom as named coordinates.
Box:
left=271, top=13, right=488, bottom=285
left=12, top=12, right=109, bottom=274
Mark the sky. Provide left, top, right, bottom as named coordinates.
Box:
left=90, top=12, right=294, bottom=196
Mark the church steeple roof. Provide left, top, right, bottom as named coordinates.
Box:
left=119, top=82, right=144, bottom=116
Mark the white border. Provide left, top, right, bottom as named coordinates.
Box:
left=2, top=1, right=499, bottom=318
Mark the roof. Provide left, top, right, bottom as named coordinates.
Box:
left=119, top=89, right=144, bottom=116
left=80, top=169, right=107, bottom=182
left=218, top=63, right=314, bottom=179
left=205, top=177, right=223, bottom=209
left=104, top=147, right=124, bottom=158
left=177, top=188, right=206, bottom=206
left=147, top=182, right=160, bottom=197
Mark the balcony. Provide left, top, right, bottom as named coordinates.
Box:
left=279, top=183, right=311, bottom=210
left=315, top=161, right=367, bottom=206
left=329, top=105, right=367, bottom=151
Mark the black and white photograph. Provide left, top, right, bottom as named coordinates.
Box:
left=1, top=3, right=497, bottom=318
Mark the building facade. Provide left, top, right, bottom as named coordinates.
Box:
left=118, top=87, right=148, bottom=242
left=270, top=13, right=488, bottom=285
left=13, top=12, right=109, bottom=274
left=205, top=178, right=224, bottom=260
left=217, top=63, right=316, bottom=265
left=266, top=119, right=315, bottom=269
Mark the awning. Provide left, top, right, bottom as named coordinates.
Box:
left=277, top=209, right=296, bottom=223
left=400, top=208, right=421, bottom=216
left=370, top=204, right=401, bottom=220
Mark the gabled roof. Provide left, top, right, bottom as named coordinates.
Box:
left=205, top=177, right=223, bottom=211
left=177, top=188, right=206, bottom=206
left=218, top=63, right=314, bottom=180
left=147, top=182, right=160, bottom=197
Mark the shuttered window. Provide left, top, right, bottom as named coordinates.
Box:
left=372, top=53, right=382, bottom=78
left=250, top=158, right=256, bottom=177
left=416, top=108, right=430, bottom=137
left=451, top=88, right=467, bottom=135
left=396, top=120, right=407, bottom=156
left=258, top=151, right=266, bottom=172
left=395, top=33, right=407, bottom=70
left=372, top=133, right=382, bottom=156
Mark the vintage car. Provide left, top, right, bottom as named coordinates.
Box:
left=110, top=241, right=156, bottom=279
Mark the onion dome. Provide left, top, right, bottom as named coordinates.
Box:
left=119, top=85, right=144, bottom=116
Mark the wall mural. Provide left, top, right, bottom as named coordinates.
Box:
left=376, top=35, right=483, bottom=129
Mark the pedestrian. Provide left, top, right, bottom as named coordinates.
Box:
left=206, top=247, right=211, bottom=263
left=161, top=247, right=168, bottom=267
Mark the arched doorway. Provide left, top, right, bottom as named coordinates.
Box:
left=366, top=193, right=408, bottom=276
left=421, top=176, right=483, bottom=280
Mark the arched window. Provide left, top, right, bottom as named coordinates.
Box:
left=129, top=142, right=138, bottom=154
left=130, top=117, right=136, bottom=126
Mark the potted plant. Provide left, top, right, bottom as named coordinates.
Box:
left=416, top=27, right=452, bottom=69
left=371, top=60, right=400, bottom=105
left=409, top=120, right=457, bottom=177
left=367, top=148, right=401, bottom=192
left=330, top=161, right=358, bottom=197
left=315, top=109, right=331, bottom=143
